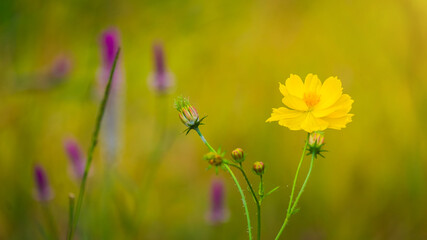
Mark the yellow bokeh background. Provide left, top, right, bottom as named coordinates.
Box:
left=1, top=0, right=427, bottom=239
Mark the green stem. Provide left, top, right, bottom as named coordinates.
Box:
left=194, top=128, right=253, bottom=240
left=275, top=133, right=309, bottom=240
left=289, top=153, right=315, bottom=215
left=67, top=194, right=75, bottom=240
left=68, top=48, right=121, bottom=240
left=275, top=153, right=315, bottom=240
left=228, top=163, right=261, bottom=240
left=223, top=164, right=253, bottom=240
left=42, top=203, right=58, bottom=240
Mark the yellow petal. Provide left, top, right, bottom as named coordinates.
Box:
left=278, top=112, right=308, bottom=130
left=266, top=107, right=303, bottom=122
left=279, top=83, right=308, bottom=111
left=285, top=74, right=304, bottom=98
left=304, top=74, right=322, bottom=93
left=300, top=112, right=329, bottom=133
left=313, top=94, right=353, bottom=118
left=323, top=114, right=353, bottom=130
left=315, top=76, right=343, bottom=110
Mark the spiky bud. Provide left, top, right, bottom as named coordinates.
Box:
left=174, top=96, right=206, bottom=134
left=231, top=148, right=245, bottom=163
left=307, top=131, right=326, bottom=158
left=253, top=161, right=265, bottom=175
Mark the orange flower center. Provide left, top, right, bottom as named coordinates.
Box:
left=303, top=92, right=320, bottom=108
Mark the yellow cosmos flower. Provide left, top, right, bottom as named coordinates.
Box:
left=266, top=74, right=354, bottom=132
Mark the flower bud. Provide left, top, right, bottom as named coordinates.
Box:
left=253, top=161, right=265, bottom=175
left=204, top=152, right=223, bottom=166
left=175, top=96, right=204, bottom=132
left=307, top=131, right=326, bottom=158
left=231, top=148, right=245, bottom=163
left=308, top=132, right=325, bottom=147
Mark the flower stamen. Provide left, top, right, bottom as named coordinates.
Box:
left=303, top=92, right=320, bottom=109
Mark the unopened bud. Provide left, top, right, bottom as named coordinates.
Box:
left=307, top=131, right=326, bottom=158
left=231, top=148, right=245, bottom=163
left=174, top=96, right=201, bottom=129
left=308, top=132, right=325, bottom=147
left=204, top=152, right=223, bottom=166
left=253, top=161, right=265, bottom=175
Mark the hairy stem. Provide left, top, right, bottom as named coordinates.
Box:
left=229, top=163, right=261, bottom=240
left=194, top=128, right=253, bottom=240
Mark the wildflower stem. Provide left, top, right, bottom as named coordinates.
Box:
left=194, top=128, right=216, bottom=153
left=67, top=194, right=75, bottom=240
left=275, top=133, right=309, bottom=240
left=68, top=48, right=120, bottom=240
left=194, top=128, right=253, bottom=240
left=223, top=164, right=253, bottom=240
left=41, top=203, right=58, bottom=240
left=228, top=163, right=261, bottom=240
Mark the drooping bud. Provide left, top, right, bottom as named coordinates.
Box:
left=231, top=148, right=245, bottom=163
left=34, top=164, right=53, bottom=201
left=174, top=96, right=205, bottom=133
left=307, top=131, right=326, bottom=158
left=253, top=161, right=265, bottom=175
left=148, top=42, right=174, bottom=94
left=204, top=152, right=223, bottom=166
left=206, top=178, right=229, bottom=225
left=64, top=137, right=85, bottom=179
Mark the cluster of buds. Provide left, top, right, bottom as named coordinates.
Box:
left=204, top=152, right=223, bottom=166
left=253, top=161, right=265, bottom=175
left=174, top=96, right=206, bottom=134
left=307, top=131, right=326, bottom=158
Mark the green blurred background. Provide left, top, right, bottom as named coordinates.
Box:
left=1, top=0, right=427, bottom=239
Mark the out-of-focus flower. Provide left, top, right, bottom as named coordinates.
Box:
left=148, top=42, right=174, bottom=94
left=174, top=96, right=205, bottom=134
left=98, top=28, right=125, bottom=164
left=266, top=74, right=354, bottom=132
left=206, top=178, right=229, bottom=225
left=64, top=137, right=85, bottom=179
left=34, top=164, right=52, bottom=201
left=48, top=54, right=72, bottom=79
left=307, top=131, right=326, bottom=158
left=253, top=161, right=265, bottom=175
left=231, top=148, right=245, bottom=163
left=98, top=28, right=123, bottom=91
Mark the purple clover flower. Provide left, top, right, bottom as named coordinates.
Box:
left=64, top=138, right=85, bottom=179
left=98, top=28, right=123, bottom=91
left=206, top=178, right=229, bottom=225
left=148, top=42, right=174, bottom=94
left=34, top=164, right=52, bottom=201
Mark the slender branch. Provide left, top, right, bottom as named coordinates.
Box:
left=68, top=48, right=121, bottom=240
left=228, top=163, right=261, bottom=240
left=194, top=127, right=253, bottom=240
left=287, top=133, right=309, bottom=215
left=223, top=164, right=253, bottom=240
left=275, top=138, right=316, bottom=240
left=67, top=194, right=75, bottom=240
left=289, top=153, right=315, bottom=214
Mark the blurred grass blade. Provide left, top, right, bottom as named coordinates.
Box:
left=68, top=48, right=121, bottom=240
